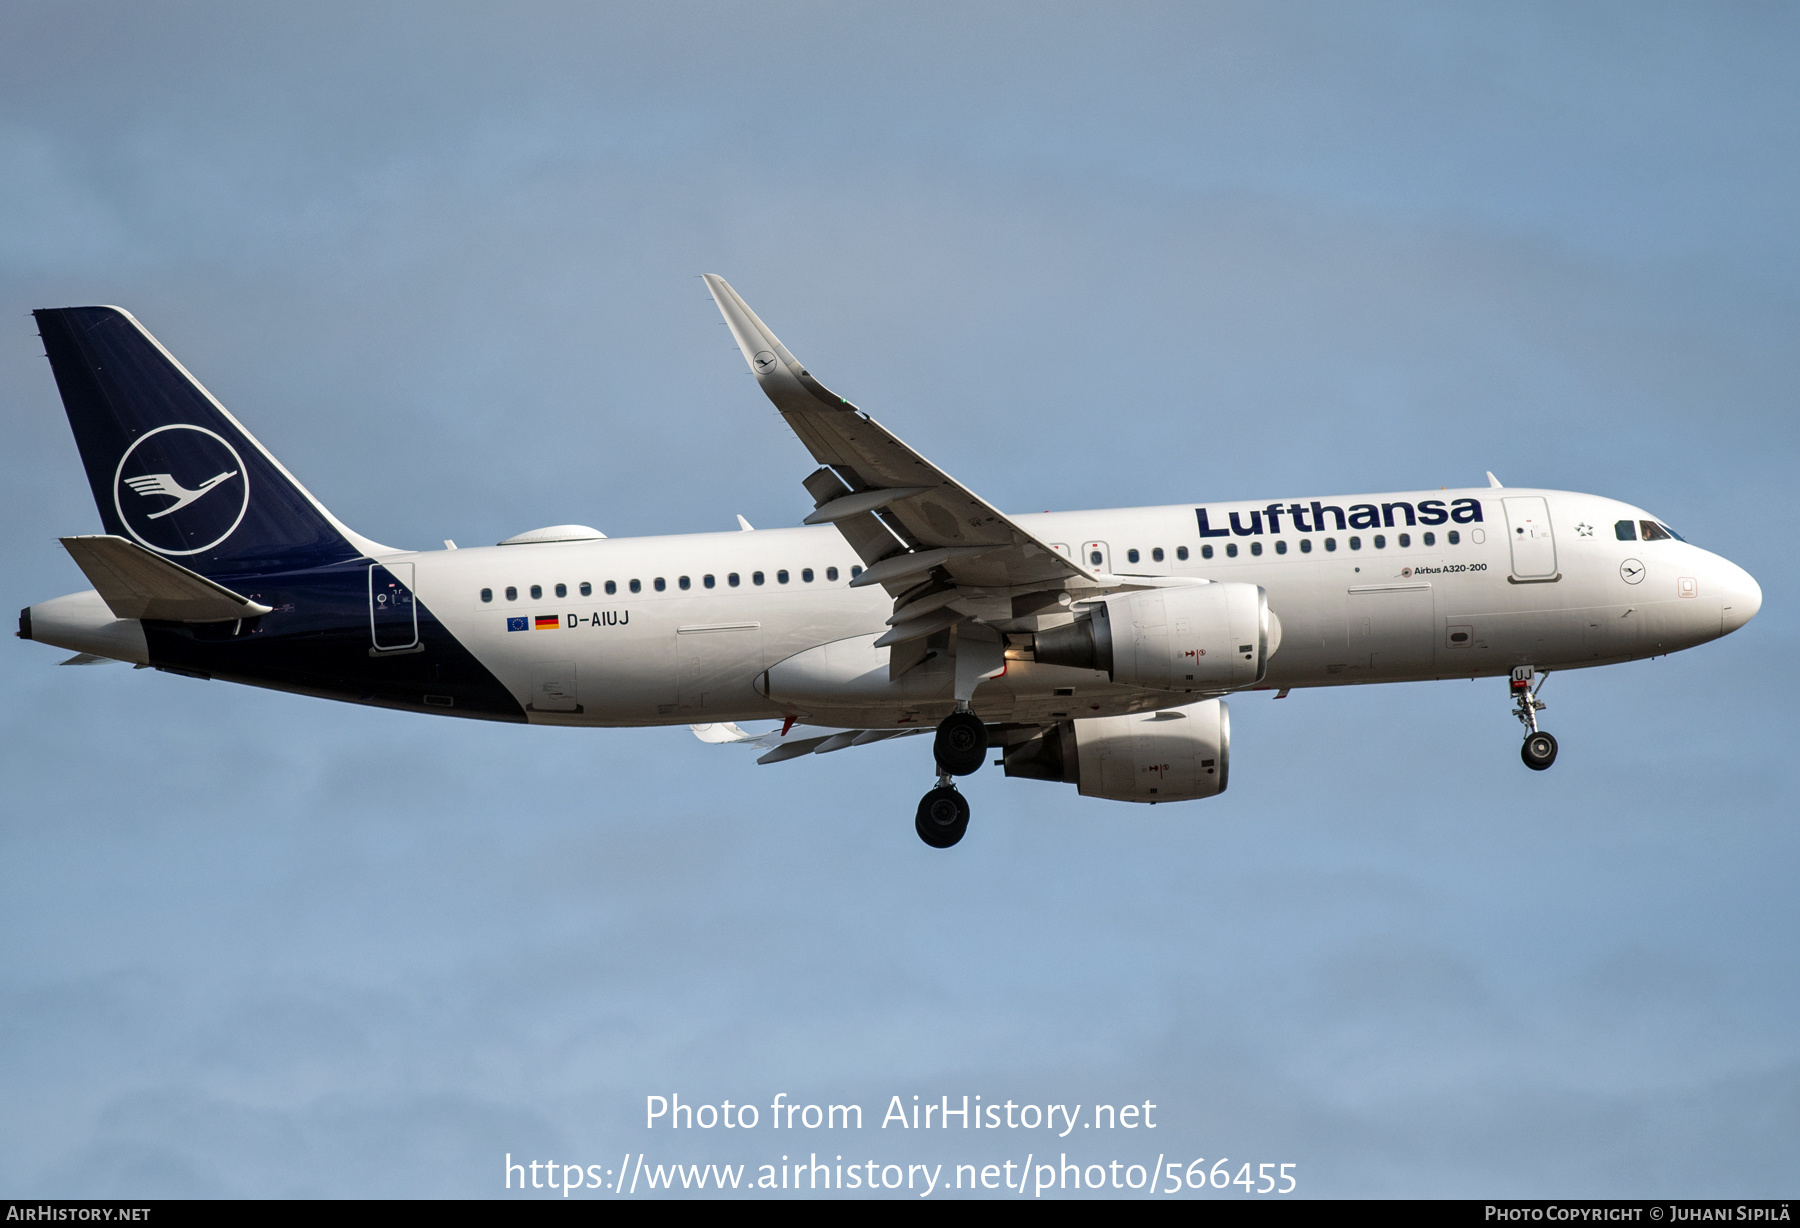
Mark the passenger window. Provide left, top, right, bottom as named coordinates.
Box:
left=1250, top=541, right=1262, bottom=556
left=1300, top=539, right=1312, bottom=554
left=826, top=566, right=839, bottom=581
left=1089, top=550, right=1103, bottom=566
left=704, top=574, right=715, bottom=589
left=579, top=582, right=592, bottom=597
left=605, top=580, right=616, bottom=595
left=851, top=565, right=863, bottom=579
left=1325, top=538, right=1337, bottom=552
left=505, top=586, right=517, bottom=601
left=1127, top=548, right=1140, bottom=564
left=1201, top=545, right=1213, bottom=559
left=1152, top=547, right=1164, bottom=562
left=753, top=571, right=765, bottom=586
left=1176, top=546, right=1189, bottom=561
left=1397, top=533, right=1410, bottom=548
left=480, top=588, right=493, bottom=603
left=1447, top=530, right=1460, bottom=545
left=1422, top=532, right=1435, bottom=547
left=1275, top=540, right=1287, bottom=555
left=555, top=582, right=567, bottom=598
left=777, top=569, right=789, bottom=584
left=728, top=573, right=740, bottom=587
left=629, top=579, right=641, bottom=594
left=1349, top=537, right=1361, bottom=550
left=530, top=584, right=543, bottom=599
left=1373, top=535, right=1385, bottom=549
left=678, top=576, right=691, bottom=590
left=1226, top=543, right=1238, bottom=558
left=654, top=577, right=666, bottom=592
left=802, top=568, right=814, bottom=582
left=1640, top=520, right=1673, bottom=541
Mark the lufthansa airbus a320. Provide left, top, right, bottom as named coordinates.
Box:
left=19, top=278, right=1762, bottom=847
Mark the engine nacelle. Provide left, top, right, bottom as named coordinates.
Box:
left=1002, top=702, right=1230, bottom=803
left=1034, top=582, right=1276, bottom=692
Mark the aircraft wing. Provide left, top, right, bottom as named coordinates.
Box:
left=703, top=275, right=1098, bottom=603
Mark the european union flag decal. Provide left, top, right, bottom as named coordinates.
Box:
left=506, top=617, right=528, bottom=632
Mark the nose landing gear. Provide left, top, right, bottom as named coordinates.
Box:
left=916, top=709, right=987, bottom=848
left=1511, top=666, right=1557, bottom=771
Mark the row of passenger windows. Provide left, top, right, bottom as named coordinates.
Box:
left=477, top=525, right=1479, bottom=602
left=1121, top=546, right=1189, bottom=564
left=479, top=565, right=863, bottom=603
left=1115, top=530, right=1462, bottom=565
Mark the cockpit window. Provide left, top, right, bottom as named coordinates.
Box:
left=1661, top=522, right=1686, bottom=542
left=1615, top=520, right=1637, bottom=541
left=1639, top=520, right=1673, bottom=542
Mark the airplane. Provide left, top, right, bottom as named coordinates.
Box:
left=18, top=277, right=1763, bottom=848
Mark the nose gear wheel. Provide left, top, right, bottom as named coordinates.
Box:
left=1509, top=666, right=1557, bottom=771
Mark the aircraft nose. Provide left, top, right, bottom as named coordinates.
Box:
left=1719, top=559, right=1762, bottom=636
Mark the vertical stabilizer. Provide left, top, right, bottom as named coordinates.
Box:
left=34, top=306, right=386, bottom=576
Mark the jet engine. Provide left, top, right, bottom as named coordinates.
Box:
left=1002, top=702, right=1230, bottom=802
left=1034, top=582, right=1277, bottom=692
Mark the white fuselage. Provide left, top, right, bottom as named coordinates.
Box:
left=399, top=486, right=1757, bottom=730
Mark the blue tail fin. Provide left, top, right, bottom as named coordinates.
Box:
left=35, top=306, right=374, bottom=577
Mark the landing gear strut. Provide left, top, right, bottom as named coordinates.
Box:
left=916, top=710, right=986, bottom=848
left=1511, top=666, right=1557, bottom=771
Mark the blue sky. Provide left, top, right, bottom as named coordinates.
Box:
left=1, top=1, right=1795, bottom=1197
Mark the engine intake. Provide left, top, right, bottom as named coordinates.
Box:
left=1003, top=702, right=1230, bottom=802
left=1034, top=582, right=1276, bottom=692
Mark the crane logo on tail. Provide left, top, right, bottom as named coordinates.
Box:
left=112, top=424, right=250, bottom=557
left=124, top=469, right=239, bottom=518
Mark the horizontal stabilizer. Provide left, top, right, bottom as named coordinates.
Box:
left=60, top=535, right=274, bottom=622
left=689, top=722, right=754, bottom=744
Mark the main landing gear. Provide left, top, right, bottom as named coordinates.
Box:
left=916, top=780, right=971, bottom=848
left=915, top=709, right=988, bottom=848
left=1511, top=666, right=1558, bottom=771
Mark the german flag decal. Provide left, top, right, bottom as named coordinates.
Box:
left=534, top=615, right=559, bottom=630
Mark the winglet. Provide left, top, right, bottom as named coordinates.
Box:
left=703, top=274, right=854, bottom=413
left=704, top=274, right=798, bottom=376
